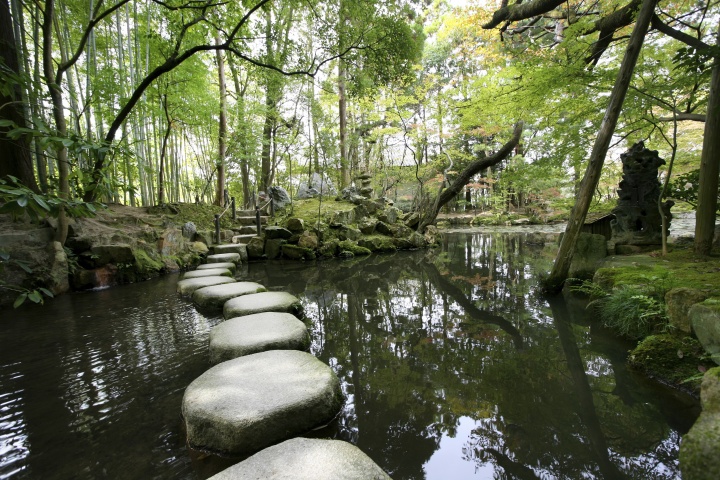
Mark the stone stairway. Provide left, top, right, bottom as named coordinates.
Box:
left=231, top=209, right=268, bottom=244
left=173, top=252, right=391, bottom=479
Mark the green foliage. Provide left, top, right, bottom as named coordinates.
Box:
left=0, top=250, right=54, bottom=308
left=667, top=169, right=720, bottom=213
left=0, top=177, right=101, bottom=222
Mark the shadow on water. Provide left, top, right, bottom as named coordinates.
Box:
left=0, top=232, right=700, bottom=479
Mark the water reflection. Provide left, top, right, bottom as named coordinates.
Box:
left=243, top=232, right=698, bottom=479
left=0, top=232, right=700, bottom=480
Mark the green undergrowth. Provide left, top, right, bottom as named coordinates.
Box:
left=150, top=203, right=235, bottom=231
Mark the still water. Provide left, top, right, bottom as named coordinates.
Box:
left=0, top=232, right=699, bottom=479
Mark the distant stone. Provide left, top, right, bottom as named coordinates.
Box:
left=359, top=219, right=377, bottom=235
left=407, top=231, right=426, bottom=248
left=352, top=204, right=369, bottom=221
left=182, top=222, right=197, bottom=239
left=392, top=224, right=413, bottom=238
left=177, top=276, right=235, bottom=295
left=182, top=351, right=343, bottom=455
left=224, top=291, right=304, bottom=319
left=404, top=212, right=420, bottom=229
left=375, top=221, right=394, bottom=236
left=197, top=262, right=236, bottom=273
left=691, top=299, right=720, bottom=365
left=339, top=186, right=360, bottom=201
left=207, top=253, right=241, bottom=265
left=680, top=367, right=720, bottom=479
left=182, top=268, right=232, bottom=279
left=209, top=312, right=310, bottom=363
left=296, top=173, right=337, bottom=199
left=208, top=438, right=390, bottom=480
left=286, top=218, right=305, bottom=233
left=337, top=225, right=362, bottom=242
left=264, top=226, right=293, bottom=240
left=666, top=288, right=709, bottom=334
left=330, top=210, right=354, bottom=226
left=423, top=225, right=440, bottom=245
left=192, top=282, right=266, bottom=310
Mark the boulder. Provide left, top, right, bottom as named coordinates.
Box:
left=318, top=239, right=339, bottom=258
left=208, top=438, right=390, bottom=480
left=182, top=268, right=232, bottom=279
left=423, top=225, right=440, bottom=245
left=666, top=288, right=709, bottom=334
left=282, top=244, right=316, bottom=261
left=194, top=230, right=213, bottom=246
left=691, top=299, right=720, bottom=365
left=352, top=204, right=369, bottom=221
left=192, top=282, right=266, bottom=310
left=267, top=186, right=292, bottom=210
left=246, top=236, right=265, bottom=259
left=407, top=231, right=426, bottom=249
left=265, top=239, right=286, bottom=259
left=358, top=236, right=396, bottom=253
left=47, top=241, right=70, bottom=295
left=339, top=186, right=360, bottom=201
left=182, top=351, right=343, bottom=455
left=223, top=291, right=303, bottom=319
left=264, top=226, right=293, bottom=240
left=337, top=225, right=362, bottom=242
left=181, top=222, right=197, bottom=239
left=158, top=228, right=186, bottom=256
left=404, top=212, right=420, bottom=229
left=375, top=221, right=394, bottom=236
left=358, top=219, right=377, bottom=235
left=330, top=210, right=354, bottom=226
left=209, top=312, right=310, bottom=363
left=286, top=218, right=305, bottom=233
left=177, top=276, right=235, bottom=295
left=207, top=253, right=241, bottom=265
left=190, top=242, right=209, bottom=255
left=297, top=232, right=319, bottom=250
left=89, top=244, right=134, bottom=267
left=197, top=262, right=236, bottom=273
left=680, top=367, right=720, bottom=479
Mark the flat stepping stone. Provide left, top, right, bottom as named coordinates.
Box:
left=182, top=268, right=232, bottom=279
left=208, top=438, right=391, bottom=480
left=214, top=244, right=249, bottom=262
left=223, top=291, right=303, bottom=319
left=177, top=276, right=236, bottom=295
left=192, top=282, right=267, bottom=311
left=182, top=350, right=343, bottom=455
left=207, top=253, right=241, bottom=265
left=197, top=262, right=236, bottom=273
left=209, top=312, right=310, bottom=364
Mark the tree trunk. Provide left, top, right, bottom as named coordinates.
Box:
left=544, top=0, right=657, bottom=293
left=215, top=33, right=227, bottom=207
left=417, top=122, right=524, bottom=232
left=157, top=94, right=171, bottom=205
left=339, top=56, right=349, bottom=187
left=693, top=27, right=720, bottom=255
left=0, top=0, right=39, bottom=192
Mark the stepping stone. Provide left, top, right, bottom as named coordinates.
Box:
left=232, top=234, right=257, bottom=245
left=208, top=438, right=391, bottom=480
left=197, top=262, right=236, bottom=273
left=182, top=268, right=232, bottom=279
left=209, top=312, right=310, bottom=363
left=182, top=350, right=343, bottom=456
left=192, top=282, right=267, bottom=311
left=207, top=253, right=241, bottom=265
left=214, top=244, right=249, bottom=263
left=223, top=291, right=303, bottom=319
left=177, top=276, right=236, bottom=295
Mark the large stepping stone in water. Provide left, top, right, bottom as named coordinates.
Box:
left=209, top=312, right=310, bottom=363
left=213, top=244, right=248, bottom=263
left=208, top=438, right=391, bottom=480
left=182, top=350, right=343, bottom=455
left=223, top=291, right=303, bottom=319
left=182, top=268, right=232, bottom=279
left=207, top=253, right=241, bottom=265
left=192, top=282, right=267, bottom=311
left=196, top=262, right=236, bottom=273
left=177, top=276, right=235, bottom=295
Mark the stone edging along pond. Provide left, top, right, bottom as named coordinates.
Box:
left=175, top=244, right=393, bottom=479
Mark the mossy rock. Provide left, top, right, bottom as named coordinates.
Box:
left=337, top=240, right=371, bottom=256
left=690, top=298, right=720, bottom=365
left=628, top=334, right=714, bottom=396
left=281, top=244, right=316, bottom=261
left=357, top=235, right=397, bottom=253
left=679, top=367, right=720, bottom=480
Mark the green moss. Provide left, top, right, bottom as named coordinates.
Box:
left=628, top=334, right=713, bottom=396
left=358, top=235, right=397, bottom=253
left=337, top=240, right=372, bottom=256
left=133, top=249, right=164, bottom=276
left=275, top=198, right=356, bottom=227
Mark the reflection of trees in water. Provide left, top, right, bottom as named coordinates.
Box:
left=241, top=233, right=686, bottom=480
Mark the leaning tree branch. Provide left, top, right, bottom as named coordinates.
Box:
left=651, top=14, right=711, bottom=50
left=483, top=0, right=567, bottom=29
left=416, top=122, right=524, bottom=232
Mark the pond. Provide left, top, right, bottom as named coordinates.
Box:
left=0, top=231, right=699, bottom=479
